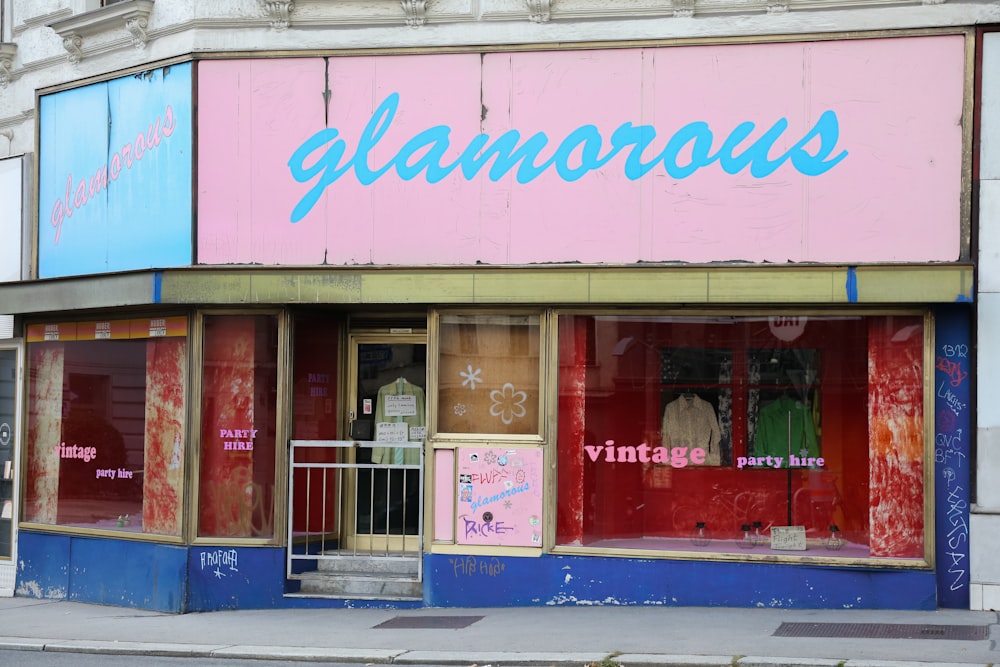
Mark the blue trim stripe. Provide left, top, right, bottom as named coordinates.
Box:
left=153, top=271, right=162, bottom=303
left=846, top=266, right=858, bottom=303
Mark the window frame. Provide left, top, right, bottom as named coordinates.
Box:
left=190, top=309, right=290, bottom=547
left=429, top=309, right=548, bottom=444
left=19, top=314, right=190, bottom=544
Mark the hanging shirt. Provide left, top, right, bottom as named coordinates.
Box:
left=661, top=394, right=722, bottom=466
left=371, top=378, right=426, bottom=466
left=753, top=396, right=820, bottom=461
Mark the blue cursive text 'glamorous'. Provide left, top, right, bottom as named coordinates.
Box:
left=287, top=92, right=848, bottom=223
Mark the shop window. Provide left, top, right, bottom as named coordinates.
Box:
left=556, top=314, right=927, bottom=562
left=198, top=314, right=279, bottom=539
left=23, top=318, right=187, bottom=536
left=437, top=314, right=541, bottom=437
left=289, top=315, right=341, bottom=539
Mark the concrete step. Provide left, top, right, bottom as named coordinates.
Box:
left=315, top=554, right=419, bottom=577
left=294, top=571, right=423, bottom=600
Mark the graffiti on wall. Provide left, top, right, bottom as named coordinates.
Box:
left=934, top=315, right=972, bottom=609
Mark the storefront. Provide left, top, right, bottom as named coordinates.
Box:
left=5, top=31, right=974, bottom=611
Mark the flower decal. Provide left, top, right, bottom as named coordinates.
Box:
left=460, top=364, right=483, bottom=390
left=489, top=382, right=527, bottom=425
left=453, top=403, right=467, bottom=416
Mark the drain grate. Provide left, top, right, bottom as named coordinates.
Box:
left=773, top=622, right=988, bottom=641
left=375, top=615, right=484, bottom=629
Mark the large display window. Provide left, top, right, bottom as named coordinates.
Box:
left=23, top=318, right=188, bottom=536
left=198, top=314, right=279, bottom=539
left=556, top=313, right=928, bottom=562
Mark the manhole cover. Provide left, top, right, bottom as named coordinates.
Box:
left=773, top=622, right=988, bottom=641
left=375, top=615, right=484, bottom=629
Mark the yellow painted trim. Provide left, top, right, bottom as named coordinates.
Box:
left=362, top=273, right=474, bottom=303
left=549, top=545, right=932, bottom=569
left=854, top=266, right=974, bottom=303
left=472, top=272, right=590, bottom=303
left=427, top=543, right=542, bottom=558
left=18, top=522, right=186, bottom=544
left=155, top=265, right=973, bottom=306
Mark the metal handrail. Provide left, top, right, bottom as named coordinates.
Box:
left=287, top=439, right=423, bottom=583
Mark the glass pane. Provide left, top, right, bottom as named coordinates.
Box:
left=556, top=314, right=925, bottom=561
left=354, top=342, right=425, bottom=536
left=198, top=315, right=278, bottom=538
left=0, top=349, right=15, bottom=557
left=24, top=328, right=187, bottom=536
left=289, top=316, right=342, bottom=543
left=438, top=314, right=541, bottom=435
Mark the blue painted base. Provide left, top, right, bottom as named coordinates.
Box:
left=15, top=531, right=936, bottom=612
left=16, top=531, right=186, bottom=612
left=425, top=553, right=937, bottom=610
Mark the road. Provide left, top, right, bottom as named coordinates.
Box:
left=0, top=649, right=368, bottom=666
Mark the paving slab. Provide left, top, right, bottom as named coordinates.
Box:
left=40, top=639, right=228, bottom=657
left=616, top=655, right=738, bottom=667
left=393, top=651, right=610, bottom=665
left=209, top=645, right=403, bottom=662
left=736, top=658, right=843, bottom=667
left=842, top=662, right=993, bottom=667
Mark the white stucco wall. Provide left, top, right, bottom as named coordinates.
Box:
left=972, top=30, right=1000, bottom=612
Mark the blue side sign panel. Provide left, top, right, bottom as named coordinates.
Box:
left=37, top=63, right=193, bottom=278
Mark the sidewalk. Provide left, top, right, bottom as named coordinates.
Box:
left=0, top=596, right=996, bottom=667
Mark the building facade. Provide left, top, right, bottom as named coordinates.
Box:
left=0, top=0, right=995, bottom=612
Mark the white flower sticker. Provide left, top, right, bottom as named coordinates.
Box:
left=460, top=364, right=483, bottom=390
left=453, top=403, right=467, bottom=416
left=489, top=382, right=527, bottom=425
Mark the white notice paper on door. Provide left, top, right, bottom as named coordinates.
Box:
left=383, top=394, right=417, bottom=417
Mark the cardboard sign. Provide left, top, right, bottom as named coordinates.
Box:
left=770, top=525, right=807, bottom=551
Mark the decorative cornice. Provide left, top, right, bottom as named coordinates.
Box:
left=672, top=0, right=695, bottom=17
left=62, top=34, right=83, bottom=64
left=527, top=0, right=551, bottom=23
left=401, top=0, right=427, bottom=27
left=125, top=14, right=151, bottom=48
left=0, top=44, right=16, bottom=88
left=47, top=0, right=154, bottom=64
left=260, top=1, right=294, bottom=30
left=13, top=8, right=72, bottom=36
left=767, top=1, right=789, bottom=13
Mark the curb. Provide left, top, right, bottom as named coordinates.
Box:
left=0, top=640, right=992, bottom=667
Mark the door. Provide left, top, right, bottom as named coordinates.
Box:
left=0, top=343, right=22, bottom=596
left=345, top=334, right=426, bottom=552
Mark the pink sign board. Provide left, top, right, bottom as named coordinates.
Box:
left=457, top=447, right=542, bottom=547
left=197, top=36, right=965, bottom=266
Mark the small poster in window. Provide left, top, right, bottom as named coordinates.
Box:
left=1, top=500, right=11, bottom=519
left=375, top=422, right=408, bottom=443
left=2, top=460, right=10, bottom=479
left=383, top=394, right=417, bottom=417
left=456, top=447, right=543, bottom=547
